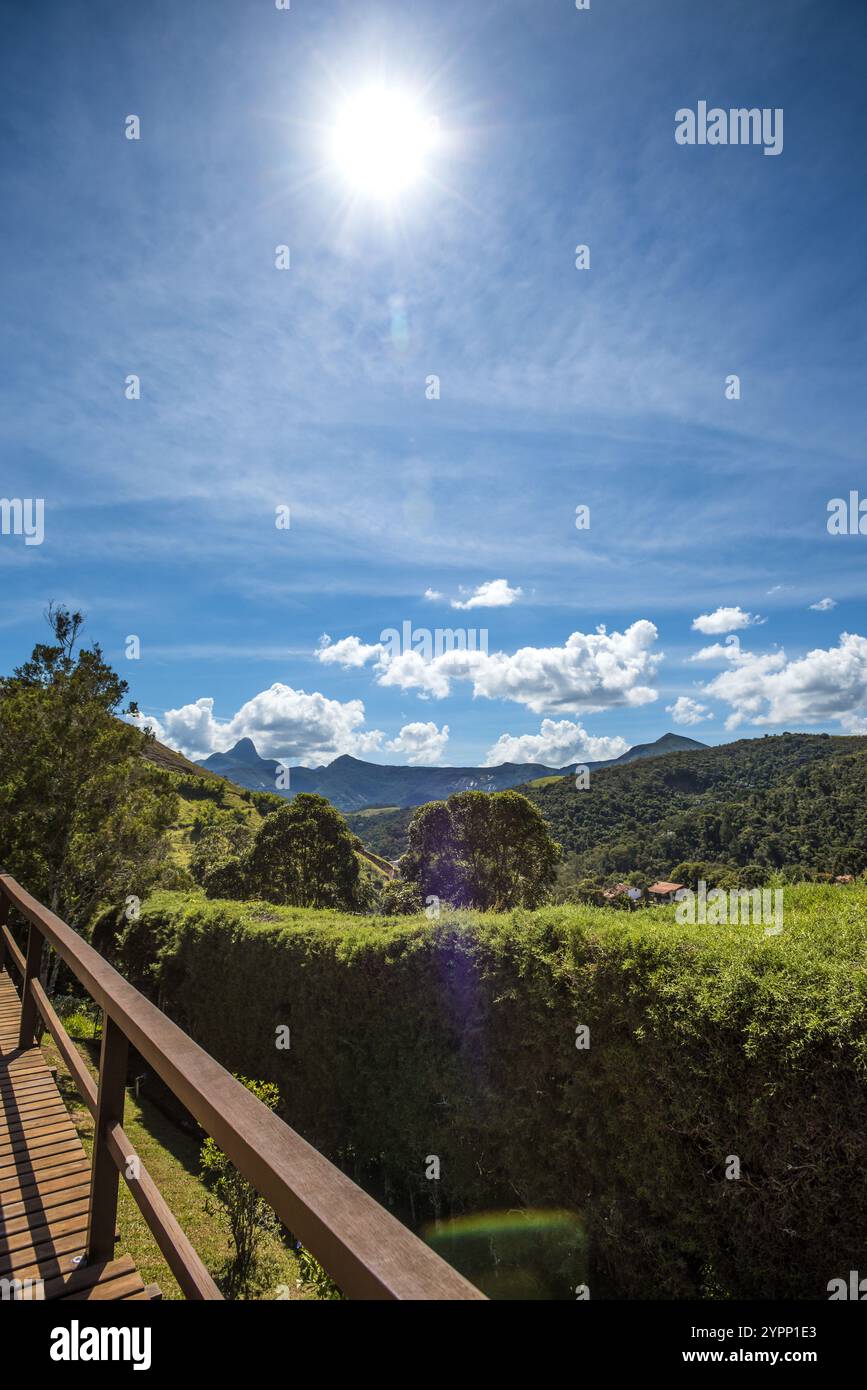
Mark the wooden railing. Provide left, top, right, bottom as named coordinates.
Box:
left=0, top=874, right=484, bottom=1300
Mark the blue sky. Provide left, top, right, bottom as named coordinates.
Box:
left=2, top=0, right=866, bottom=769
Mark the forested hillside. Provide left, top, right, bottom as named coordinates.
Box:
left=523, top=732, right=867, bottom=882
left=346, top=733, right=867, bottom=880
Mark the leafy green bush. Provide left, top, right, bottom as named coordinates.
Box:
left=124, top=884, right=867, bottom=1299
left=200, top=1076, right=281, bottom=1298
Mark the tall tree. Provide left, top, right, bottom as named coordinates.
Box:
left=0, top=605, right=177, bottom=934
left=245, top=794, right=361, bottom=908
left=401, top=789, right=560, bottom=911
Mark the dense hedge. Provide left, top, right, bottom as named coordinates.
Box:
left=117, top=885, right=867, bottom=1299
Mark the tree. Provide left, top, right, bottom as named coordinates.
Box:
left=0, top=606, right=177, bottom=939
left=189, top=814, right=255, bottom=888
left=244, top=794, right=360, bottom=908
left=400, top=789, right=560, bottom=911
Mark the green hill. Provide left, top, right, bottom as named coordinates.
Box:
left=347, top=733, right=867, bottom=879
left=521, top=731, right=867, bottom=882
left=142, top=737, right=393, bottom=883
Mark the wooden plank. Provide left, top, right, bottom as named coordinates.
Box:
left=0, top=1182, right=92, bottom=1227
left=42, top=1254, right=138, bottom=1301
left=0, top=1096, right=71, bottom=1122
left=0, top=1145, right=87, bottom=1185
left=0, top=1084, right=59, bottom=1106
left=0, top=1068, right=58, bottom=1088
left=0, top=1106, right=72, bottom=1137
left=0, top=1138, right=81, bottom=1172
left=62, top=1271, right=146, bottom=1301
left=0, top=1085, right=61, bottom=1101
left=1, top=1205, right=90, bottom=1257
left=0, top=1160, right=91, bottom=1207
left=0, top=1227, right=88, bottom=1277
left=4, top=1244, right=89, bottom=1288
left=0, top=1122, right=79, bottom=1159
left=0, top=1115, right=78, bottom=1147
left=1, top=1194, right=89, bottom=1239
left=0, top=1067, right=63, bottom=1085
left=0, top=1125, right=79, bottom=1159
left=0, top=1096, right=74, bottom=1124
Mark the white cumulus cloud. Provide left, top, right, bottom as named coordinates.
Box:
left=377, top=621, right=661, bottom=713
left=451, top=578, right=522, bottom=610
left=691, top=606, right=762, bottom=635
left=701, top=632, right=867, bottom=731
left=665, top=696, right=713, bottom=726
left=131, top=686, right=385, bottom=763
left=690, top=639, right=750, bottom=663
left=483, top=719, right=629, bottom=767
left=809, top=597, right=836, bottom=611
left=385, top=721, right=449, bottom=765
left=317, top=635, right=386, bottom=668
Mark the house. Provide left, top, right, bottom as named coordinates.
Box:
left=647, top=881, right=685, bottom=904
left=602, top=883, right=644, bottom=909
left=835, top=874, right=855, bottom=884
left=602, top=882, right=631, bottom=902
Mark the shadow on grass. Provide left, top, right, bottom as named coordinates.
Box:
left=49, top=1029, right=208, bottom=1181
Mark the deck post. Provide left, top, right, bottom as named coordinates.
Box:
left=87, top=1014, right=129, bottom=1262
left=18, top=916, right=45, bottom=1047
left=0, top=890, right=8, bottom=974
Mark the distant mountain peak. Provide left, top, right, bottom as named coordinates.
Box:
left=192, top=731, right=710, bottom=813
left=225, top=737, right=263, bottom=764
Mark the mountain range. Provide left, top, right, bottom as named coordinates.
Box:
left=195, top=731, right=706, bottom=813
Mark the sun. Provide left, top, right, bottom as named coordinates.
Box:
left=330, top=85, right=439, bottom=200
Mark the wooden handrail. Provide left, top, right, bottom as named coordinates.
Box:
left=26, top=971, right=221, bottom=1297
left=4, top=916, right=221, bottom=1298
left=0, top=918, right=25, bottom=976
left=0, top=874, right=485, bottom=1300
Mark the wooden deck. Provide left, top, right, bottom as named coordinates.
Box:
left=1, top=872, right=483, bottom=1300
left=0, top=967, right=155, bottom=1301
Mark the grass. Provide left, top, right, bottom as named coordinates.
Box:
left=168, top=787, right=262, bottom=868
left=39, top=1020, right=317, bottom=1300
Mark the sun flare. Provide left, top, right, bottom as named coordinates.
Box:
left=330, top=85, right=439, bottom=199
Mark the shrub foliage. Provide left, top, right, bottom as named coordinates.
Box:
left=121, top=883, right=867, bottom=1299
